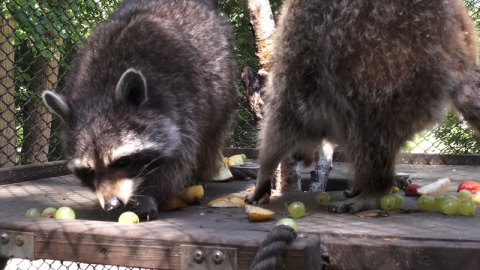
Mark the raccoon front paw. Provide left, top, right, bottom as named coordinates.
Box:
left=131, top=195, right=159, bottom=221
left=245, top=182, right=271, bottom=204
left=326, top=195, right=380, bottom=214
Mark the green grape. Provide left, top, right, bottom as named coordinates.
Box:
left=41, top=207, right=57, bottom=218
left=276, top=218, right=298, bottom=232
left=287, top=201, right=306, bottom=218
left=54, top=206, right=76, bottom=220
left=457, top=190, right=473, bottom=201
left=446, top=195, right=460, bottom=202
left=380, top=195, right=396, bottom=211
left=435, top=196, right=447, bottom=211
left=118, top=211, right=140, bottom=224
left=315, top=192, right=331, bottom=206
left=25, top=208, right=41, bottom=218
left=391, top=193, right=404, bottom=209
left=441, top=199, right=459, bottom=216
left=416, top=195, right=435, bottom=211
left=459, top=200, right=476, bottom=216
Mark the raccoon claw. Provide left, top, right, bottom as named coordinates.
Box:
left=326, top=195, right=380, bottom=214
left=131, top=195, right=159, bottom=221
left=245, top=182, right=271, bottom=204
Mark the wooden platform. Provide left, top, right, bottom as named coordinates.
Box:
left=1, top=162, right=480, bottom=269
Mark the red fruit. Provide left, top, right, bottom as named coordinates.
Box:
left=457, top=180, right=480, bottom=194
left=404, top=184, right=422, bottom=197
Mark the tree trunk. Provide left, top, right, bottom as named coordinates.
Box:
left=243, top=0, right=275, bottom=86
left=0, top=17, right=17, bottom=167
left=240, top=66, right=264, bottom=121
left=21, top=55, right=59, bottom=164
left=309, top=142, right=335, bottom=192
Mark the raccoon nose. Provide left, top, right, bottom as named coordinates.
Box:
left=104, top=197, right=124, bottom=211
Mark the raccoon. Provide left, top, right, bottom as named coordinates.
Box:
left=42, top=0, right=237, bottom=220
left=246, top=0, right=480, bottom=213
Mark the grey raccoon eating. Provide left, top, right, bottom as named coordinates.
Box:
left=246, top=0, right=480, bottom=213
left=42, top=0, right=237, bottom=220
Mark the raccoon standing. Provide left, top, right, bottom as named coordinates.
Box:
left=246, top=0, right=480, bottom=213
left=42, top=0, right=237, bottom=220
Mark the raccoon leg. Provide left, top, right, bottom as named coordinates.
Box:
left=245, top=120, right=299, bottom=204
left=327, top=129, right=399, bottom=213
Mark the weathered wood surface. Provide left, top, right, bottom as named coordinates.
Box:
left=1, top=162, right=480, bottom=269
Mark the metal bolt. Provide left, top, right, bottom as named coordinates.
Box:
left=212, top=250, right=224, bottom=264
left=0, top=233, right=9, bottom=244
left=193, top=249, right=205, bottom=264
left=15, top=235, right=24, bottom=246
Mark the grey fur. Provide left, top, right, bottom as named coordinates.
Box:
left=246, top=0, right=480, bottom=213
left=43, top=0, right=237, bottom=220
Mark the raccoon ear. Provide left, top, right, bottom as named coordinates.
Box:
left=115, top=68, right=148, bottom=110
left=42, top=90, right=70, bottom=122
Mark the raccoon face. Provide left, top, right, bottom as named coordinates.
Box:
left=43, top=68, right=180, bottom=211
left=69, top=137, right=165, bottom=211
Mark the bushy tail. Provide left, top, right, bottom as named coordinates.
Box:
left=451, top=67, right=480, bottom=132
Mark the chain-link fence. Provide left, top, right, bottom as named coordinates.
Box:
left=2, top=0, right=480, bottom=169
left=5, top=259, right=153, bottom=270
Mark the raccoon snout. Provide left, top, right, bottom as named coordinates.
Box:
left=104, top=197, right=125, bottom=211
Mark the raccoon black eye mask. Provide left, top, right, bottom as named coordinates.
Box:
left=42, top=0, right=237, bottom=221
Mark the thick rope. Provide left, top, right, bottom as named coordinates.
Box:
left=250, top=225, right=297, bottom=270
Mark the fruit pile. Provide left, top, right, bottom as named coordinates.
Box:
left=382, top=178, right=480, bottom=216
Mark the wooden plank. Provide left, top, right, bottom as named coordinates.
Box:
left=321, top=235, right=480, bottom=270
left=0, top=219, right=319, bottom=269
left=0, top=161, right=69, bottom=185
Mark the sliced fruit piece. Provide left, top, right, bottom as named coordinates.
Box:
left=226, top=155, right=245, bottom=167
left=212, top=154, right=233, bottom=181
left=416, top=178, right=450, bottom=198
left=473, top=193, right=480, bottom=204
left=391, top=186, right=400, bottom=193
left=180, top=185, right=204, bottom=204
left=207, top=197, right=246, bottom=208
left=245, top=205, right=275, bottom=221
left=404, top=184, right=422, bottom=197
left=457, top=180, right=480, bottom=194
left=162, top=196, right=188, bottom=210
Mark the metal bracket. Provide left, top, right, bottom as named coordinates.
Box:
left=180, top=245, right=237, bottom=270
left=0, top=230, right=34, bottom=259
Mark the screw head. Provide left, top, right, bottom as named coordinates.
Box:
left=0, top=233, right=9, bottom=244
left=193, top=249, right=204, bottom=263
left=212, top=250, right=224, bottom=264
left=15, top=235, right=24, bottom=246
